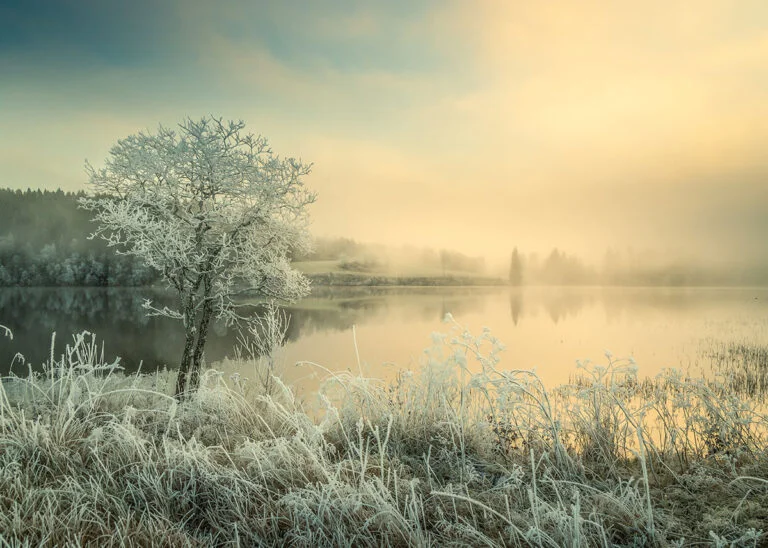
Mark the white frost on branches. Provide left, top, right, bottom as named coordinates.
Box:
left=81, top=116, right=316, bottom=397
left=80, top=116, right=316, bottom=326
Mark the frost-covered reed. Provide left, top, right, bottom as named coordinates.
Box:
left=0, top=320, right=766, bottom=546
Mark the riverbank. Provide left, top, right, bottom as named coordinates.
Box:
left=293, top=260, right=507, bottom=287
left=306, top=272, right=507, bottom=287
left=1, top=326, right=767, bottom=546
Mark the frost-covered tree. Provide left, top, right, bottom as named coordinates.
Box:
left=81, top=116, right=316, bottom=399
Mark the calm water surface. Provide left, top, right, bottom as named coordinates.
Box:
left=1, top=286, right=767, bottom=393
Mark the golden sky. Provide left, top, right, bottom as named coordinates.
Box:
left=1, top=0, right=766, bottom=263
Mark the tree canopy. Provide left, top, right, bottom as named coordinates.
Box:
left=81, top=116, right=316, bottom=398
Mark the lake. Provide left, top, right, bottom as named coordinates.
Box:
left=1, top=286, right=767, bottom=394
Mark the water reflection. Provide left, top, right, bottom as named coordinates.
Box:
left=1, top=287, right=767, bottom=388
left=282, top=287, right=493, bottom=339
left=0, top=288, right=199, bottom=374
left=510, top=290, right=522, bottom=325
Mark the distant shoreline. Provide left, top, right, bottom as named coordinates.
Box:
left=305, top=272, right=507, bottom=287
left=2, top=280, right=768, bottom=289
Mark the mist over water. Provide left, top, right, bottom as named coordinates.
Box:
left=3, top=286, right=767, bottom=393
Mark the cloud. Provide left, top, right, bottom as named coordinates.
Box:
left=0, top=0, right=766, bottom=262
left=420, top=0, right=768, bottom=184
left=0, top=0, right=181, bottom=68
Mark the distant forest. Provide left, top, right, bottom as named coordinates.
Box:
left=1, top=188, right=766, bottom=287
left=0, top=188, right=158, bottom=286
left=509, top=247, right=768, bottom=287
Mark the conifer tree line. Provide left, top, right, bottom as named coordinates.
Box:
left=508, top=246, right=768, bottom=287
left=0, top=188, right=158, bottom=286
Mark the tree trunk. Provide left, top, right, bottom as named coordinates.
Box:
left=175, top=325, right=196, bottom=400
left=175, top=297, right=197, bottom=400
left=187, top=274, right=214, bottom=395
left=189, top=301, right=214, bottom=394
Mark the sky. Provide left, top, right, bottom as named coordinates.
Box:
left=1, top=0, right=767, bottom=265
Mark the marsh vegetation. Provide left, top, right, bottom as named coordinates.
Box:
left=1, top=318, right=766, bottom=546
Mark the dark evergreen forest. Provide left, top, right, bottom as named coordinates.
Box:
left=0, top=188, right=158, bottom=286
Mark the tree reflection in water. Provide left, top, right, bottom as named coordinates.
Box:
left=2, top=286, right=767, bottom=382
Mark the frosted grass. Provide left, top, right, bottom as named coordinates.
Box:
left=0, top=319, right=766, bottom=546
